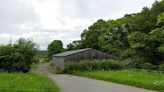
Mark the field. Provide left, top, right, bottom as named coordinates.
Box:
left=0, top=73, right=59, bottom=92
left=74, top=70, right=164, bottom=91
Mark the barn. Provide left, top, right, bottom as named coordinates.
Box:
left=52, top=48, right=117, bottom=70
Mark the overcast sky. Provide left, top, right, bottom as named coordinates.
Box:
left=0, top=0, right=157, bottom=50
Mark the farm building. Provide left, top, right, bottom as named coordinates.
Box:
left=52, top=48, right=117, bottom=70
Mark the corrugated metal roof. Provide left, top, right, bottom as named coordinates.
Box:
left=53, top=48, right=92, bottom=57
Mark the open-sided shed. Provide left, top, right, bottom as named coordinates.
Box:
left=52, top=48, right=117, bottom=70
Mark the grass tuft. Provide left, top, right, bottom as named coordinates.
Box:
left=0, top=73, right=59, bottom=92
left=74, top=70, right=164, bottom=91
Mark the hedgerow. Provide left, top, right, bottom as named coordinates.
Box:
left=63, top=59, right=125, bottom=73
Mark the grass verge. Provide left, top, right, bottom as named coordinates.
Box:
left=74, top=70, right=164, bottom=91
left=0, top=73, right=59, bottom=92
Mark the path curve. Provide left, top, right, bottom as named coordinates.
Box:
left=34, top=63, right=155, bottom=92
left=49, top=74, right=155, bottom=92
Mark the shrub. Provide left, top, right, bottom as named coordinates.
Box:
left=0, top=38, right=38, bottom=73
left=125, top=58, right=157, bottom=70
left=142, top=62, right=154, bottom=70
left=127, top=58, right=146, bottom=69
left=159, top=64, right=164, bottom=71
left=63, top=60, right=125, bottom=73
left=64, top=62, right=79, bottom=73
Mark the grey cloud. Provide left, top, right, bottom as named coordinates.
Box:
left=58, top=0, right=155, bottom=20
left=10, top=28, right=82, bottom=50
left=0, top=0, right=39, bottom=34
left=0, top=0, right=157, bottom=50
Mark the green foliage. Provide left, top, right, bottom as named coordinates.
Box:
left=159, top=64, right=164, bottom=71
left=142, top=62, right=154, bottom=70
left=128, top=31, right=149, bottom=49
left=127, top=58, right=147, bottom=69
left=67, top=40, right=82, bottom=50
left=80, top=19, right=107, bottom=50
left=14, top=38, right=38, bottom=65
left=47, top=40, right=64, bottom=58
left=63, top=60, right=125, bottom=73
left=120, top=49, right=136, bottom=59
left=158, top=45, right=164, bottom=53
left=0, top=73, right=59, bottom=92
left=38, top=50, right=48, bottom=57
left=157, top=13, right=164, bottom=27
left=0, top=45, right=15, bottom=56
left=74, top=70, right=164, bottom=90
left=67, top=43, right=74, bottom=50
left=126, top=58, right=157, bottom=70
left=149, top=28, right=164, bottom=43
left=0, top=38, right=38, bottom=72
left=66, top=0, right=164, bottom=64
left=127, top=28, right=164, bottom=64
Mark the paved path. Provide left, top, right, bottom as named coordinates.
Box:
left=34, top=63, right=155, bottom=92
left=49, top=74, right=155, bottom=92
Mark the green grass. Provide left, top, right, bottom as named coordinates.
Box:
left=74, top=70, right=164, bottom=91
left=0, top=73, right=59, bottom=92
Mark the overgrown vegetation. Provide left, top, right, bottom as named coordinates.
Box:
left=159, top=64, right=164, bottom=71
left=0, top=73, right=59, bottom=92
left=63, top=60, right=124, bottom=73
left=124, top=58, right=158, bottom=70
left=0, top=38, right=38, bottom=72
left=74, top=70, right=164, bottom=91
left=66, top=0, right=164, bottom=65
left=63, top=59, right=164, bottom=74
left=63, top=59, right=164, bottom=90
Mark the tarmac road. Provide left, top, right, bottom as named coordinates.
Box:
left=49, top=74, right=155, bottom=92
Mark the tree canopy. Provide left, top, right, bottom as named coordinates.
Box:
left=66, top=0, right=164, bottom=64
left=0, top=38, right=38, bottom=72
left=47, top=40, right=64, bottom=58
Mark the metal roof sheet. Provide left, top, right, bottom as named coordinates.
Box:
left=53, top=48, right=92, bottom=57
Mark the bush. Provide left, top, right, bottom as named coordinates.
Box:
left=63, top=60, right=125, bottom=73
left=125, top=58, right=157, bottom=70
left=0, top=38, right=38, bottom=73
left=142, top=62, right=154, bottom=70
left=127, top=58, right=146, bottom=69
left=159, top=64, right=164, bottom=71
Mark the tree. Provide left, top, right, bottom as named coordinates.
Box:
left=65, top=0, right=164, bottom=64
left=66, top=40, right=82, bottom=50
left=0, top=38, right=38, bottom=72
left=14, top=38, right=38, bottom=63
left=149, top=28, right=164, bottom=64
left=47, top=40, right=64, bottom=58
left=67, top=43, right=74, bottom=50
left=157, top=13, right=164, bottom=27
left=128, top=31, right=149, bottom=49
left=81, top=19, right=107, bottom=50
left=127, top=28, right=164, bottom=64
